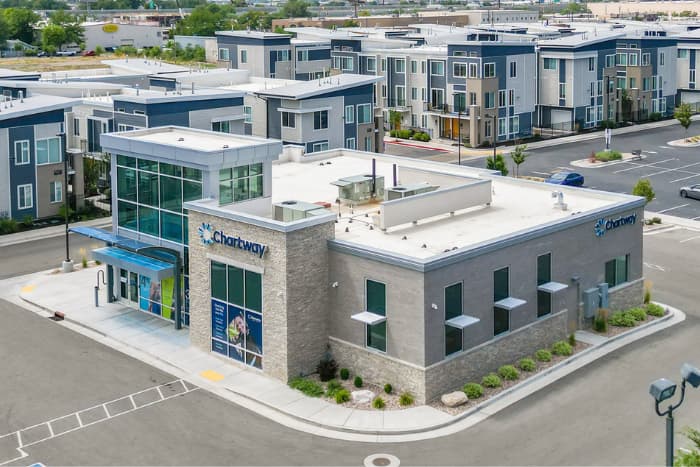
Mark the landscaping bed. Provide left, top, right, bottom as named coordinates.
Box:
left=591, top=302, right=668, bottom=339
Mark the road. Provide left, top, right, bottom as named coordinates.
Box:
left=1, top=226, right=699, bottom=465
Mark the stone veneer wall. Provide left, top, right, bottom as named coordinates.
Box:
left=607, top=278, right=644, bottom=311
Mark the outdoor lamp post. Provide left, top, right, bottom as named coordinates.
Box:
left=56, top=131, right=73, bottom=273
left=650, top=363, right=700, bottom=467
left=485, top=114, right=497, bottom=158
left=457, top=108, right=462, bottom=166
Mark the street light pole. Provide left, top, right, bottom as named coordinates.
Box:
left=492, top=114, right=497, bottom=159
left=57, top=131, right=73, bottom=272
left=457, top=108, right=461, bottom=166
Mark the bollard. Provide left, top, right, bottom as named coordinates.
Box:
left=94, top=285, right=99, bottom=307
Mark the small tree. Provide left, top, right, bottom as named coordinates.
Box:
left=388, top=109, right=402, bottom=132
left=510, top=144, right=527, bottom=178
left=675, top=103, right=693, bottom=141
left=486, top=153, right=509, bottom=176
left=632, top=178, right=655, bottom=204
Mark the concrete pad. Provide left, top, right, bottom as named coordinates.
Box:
left=382, top=406, right=451, bottom=430
left=78, top=406, right=108, bottom=425
left=19, top=423, right=51, bottom=446
left=282, top=396, right=328, bottom=420
left=575, top=330, right=608, bottom=345
left=132, top=388, right=162, bottom=407
left=256, top=386, right=306, bottom=408
left=224, top=370, right=276, bottom=399
left=105, top=397, right=135, bottom=416
left=49, top=414, right=81, bottom=436
left=308, top=404, right=354, bottom=428
left=343, top=409, right=384, bottom=431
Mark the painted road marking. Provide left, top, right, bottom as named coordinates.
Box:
left=200, top=370, right=225, bottom=382
left=670, top=173, right=700, bottom=183
left=19, top=285, right=35, bottom=293
left=0, top=379, right=197, bottom=466
left=644, top=262, right=666, bottom=272
left=657, top=204, right=689, bottom=214
left=646, top=161, right=700, bottom=177
left=660, top=146, right=671, bottom=149
left=647, top=151, right=658, bottom=154
left=612, top=158, right=678, bottom=174
left=679, top=234, right=700, bottom=243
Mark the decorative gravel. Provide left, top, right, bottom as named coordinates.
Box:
left=306, top=374, right=407, bottom=411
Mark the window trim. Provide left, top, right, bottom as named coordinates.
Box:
left=483, top=62, right=496, bottom=78
left=313, top=110, right=329, bottom=130
left=345, top=137, right=356, bottom=150
left=344, top=104, right=355, bottom=123
left=430, top=60, right=445, bottom=76
left=444, top=281, right=464, bottom=357
left=311, top=141, right=329, bottom=153
left=281, top=111, right=296, bottom=129
left=453, top=62, right=467, bottom=78
left=17, top=183, right=33, bottom=210
left=357, top=103, right=372, bottom=124
left=240, top=49, right=247, bottom=64
left=365, top=278, right=387, bottom=353
left=14, top=140, right=30, bottom=165
left=50, top=180, right=63, bottom=204
left=35, top=136, right=61, bottom=166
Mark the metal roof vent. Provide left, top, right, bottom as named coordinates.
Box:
left=178, top=137, right=184, bottom=142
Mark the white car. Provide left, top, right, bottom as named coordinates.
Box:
left=680, top=184, right=700, bottom=200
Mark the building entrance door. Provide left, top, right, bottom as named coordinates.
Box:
left=119, top=269, right=138, bottom=305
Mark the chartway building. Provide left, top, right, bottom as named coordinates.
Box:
left=88, top=126, right=644, bottom=403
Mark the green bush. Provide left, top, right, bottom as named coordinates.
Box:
left=627, top=307, right=647, bottom=322
left=498, top=365, right=520, bottom=381
left=647, top=303, right=665, bottom=317
left=595, top=150, right=623, bottom=162
left=594, top=309, right=609, bottom=333
left=289, top=377, right=324, bottom=397
left=551, top=340, right=573, bottom=356
left=325, top=380, right=342, bottom=397
left=389, top=130, right=397, bottom=137
left=652, top=217, right=662, bottom=224
left=334, top=389, right=350, bottom=404
left=518, top=358, right=536, bottom=372
left=482, top=373, right=502, bottom=388
left=399, top=392, right=414, bottom=406
left=384, top=383, right=393, bottom=394
left=21, top=215, right=33, bottom=228
left=413, top=131, right=431, bottom=142
left=397, top=129, right=414, bottom=139
left=644, top=288, right=651, bottom=304
left=609, top=311, right=637, bottom=327
left=372, top=396, right=386, bottom=409
left=353, top=375, right=363, bottom=388
left=649, top=112, right=662, bottom=121
left=0, top=217, right=19, bottom=235
left=339, top=368, right=350, bottom=380
left=535, top=349, right=552, bottom=362
left=316, top=358, right=338, bottom=382
left=568, top=333, right=576, bottom=347
left=463, top=382, right=484, bottom=399
left=95, top=45, right=105, bottom=55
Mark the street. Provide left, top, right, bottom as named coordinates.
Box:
left=0, top=227, right=698, bottom=465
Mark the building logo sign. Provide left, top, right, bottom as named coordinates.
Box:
left=594, top=213, right=637, bottom=237
left=102, top=24, right=119, bottom=33
left=198, top=223, right=268, bottom=258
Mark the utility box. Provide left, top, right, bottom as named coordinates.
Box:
left=331, top=174, right=385, bottom=205
left=598, top=282, right=609, bottom=309
left=582, top=287, right=599, bottom=319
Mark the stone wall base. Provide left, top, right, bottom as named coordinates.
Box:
left=608, top=278, right=645, bottom=311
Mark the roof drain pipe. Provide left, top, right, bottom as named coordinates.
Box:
left=371, top=158, right=376, bottom=198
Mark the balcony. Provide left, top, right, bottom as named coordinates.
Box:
left=383, top=98, right=410, bottom=111
left=423, top=102, right=470, bottom=117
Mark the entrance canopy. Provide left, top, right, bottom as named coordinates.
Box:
left=92, top=247, right=175, bottom=281
left=69, top=226, right=151, bottom=250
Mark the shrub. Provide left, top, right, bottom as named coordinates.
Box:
left=372, top=396, right=385, bottom=409
left=647, top=302, right=665, bottom=317
left=353, top=375, right=363, bottom=388
left=21, top=215, right=33, bottom=228
left=644, top=288, right=651, bottom=304
left=463, top=382, right=484, bottom=399
left=0, top=217, right=20, bottom=235
left=551, top=340, right=573, bottom=356
left=609, top=311, right=637, bottom=327
left=627, top=306, right=647, bottom=322
left=389, top=130, right=397, bottom=137
left=339, top=368, right=350, bottom=380
left=95, top=45, right=105, bottom=55
left=316, top=357, right=338, bottom=382
left=498, top=365, right=520, bottom=381
left=326, top=379, right=342, bottom=397
left=649, top=112, right=662, bottom=121
left=535, top=349, right=552, bottom=362
left=595, top=150, right=623, bottom=162
left=594, top=308, right=608, bottom=333
left=482, top=373, right=502, bottom=388
left=633, top=179, right=655, bottom=204
left=652, top=217, right=662, bottom=224
left=384, top=383, right=393, bottom=394
left=568, top=333, right=576, bottom=347
left=289, top=377, right=324, bottom=397
left=334, top=389, right=350, bottom=404
left=399, top=392, right=414, bottom=406
left=518, top=358, right=536, bottom=372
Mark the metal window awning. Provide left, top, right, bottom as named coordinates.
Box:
left=445, top=315, right=480, bottom=329
left=538, top=281, right=569, bottom=293
left=351, top=311, right=387, bottom=325
left=92, top=247, right=175, bottom=281
left=494, top=297, right=527, bottom=310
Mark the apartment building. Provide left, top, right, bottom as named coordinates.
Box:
left=675, top=30, right=700, bottom=104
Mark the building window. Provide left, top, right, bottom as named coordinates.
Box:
left=605, top=54, right=615, bottom=68
left=616, top=53, right=627, bottom=66
left=218, top=48, right=229, bottom=61
left=454, top=93, right=466, bottom=112
left=314, top=110, right=329, bottom=130
left=659, top=52, right=665, bottom=66
left=411, top=113, right=418, bottom=127
left=212, top=121, right=231, bottom=133
left=17, top=184, right=33, bottom=210
left=345, top=137, right=356, bottom=149
left=297, top=49, right=308, bottom=61
left=642, top=53, right=650, bottom=66
left=366, top=279, right=386, bottom=352
left=537, top=253, right=551, bottom=317
left=508, top=89, right=514, bottom=106
left=484, top=119, right=492, bottom=138
left=275, top=50, right=290, bottom=61
left=484, top=91, right=495, bottom=109
left=691, top=69, right=696, bottom=86
left=483, top=62, right=495, bottom=78
left=588, top=57, right=595, bottom=72
left=357, top=103, right=372, bottom=124
left=498, top=90, right=506, bottom=108
left=311, top=141, right=329, bottom=153
left=411, top=87, right=418, bottom=100
left=493, top=267, right=509, bottom=335
left=364, top=135, right=372, bottom=151
left=469, top=92, right=477, bottom=106
left=617, top=77, right=626, bottom=89
left=510, top=116, right=519, bottom=134
left=410, top=60, right=417, bottom=73
left=281, top=111, right=296, bottom=128
left=559, top=83, right=566, bottom=100
left=344, top=105, right=354, bottom=123
left=14, top=140, right=30, bottom=165
left=219, top=163, right=263, bottom=205
left=453, top=62, right=467, bottom=78
left=366, top=57, right=376, bottom=72
left=509, top=61, right=517, bottom=78
left=421, top=60, right=426, bottom=74
left=73, top=117, right=80, bottom=136
left=543, top=57, right=557, bottom=70
left=498, top=117, right=506, bottom=136
left=341, top=56, right=353, bottom=71
left=679, top=49, right=689, bottom=59
left=332, top=56, right=341, bottom=70
left=643, top=77, right=651, bottom=91
left=629, top=53, right=638, bottom=66
left=395, top=58, right=406, bottom=73
left=36, top=137, right=61, bottom=165
left=381, top=85, right=386, bottom=98
left=629, top=77, right=637, bottom=89
left=468, top=62, right=478, bottom=78
left=431, top=88, right=444, bottom=107
left=395, top=86, right=406, bottom=107
left=605, top=255, right=629, bottom=287
left=240, top=49, right=247, bottom=64
left=244, top=106, right=252, bottom=124
left=50, top=181, right=63, bottom=203
left=444, top=282, right=463, bottom=356
left=430, top=61, right=444, bottom=76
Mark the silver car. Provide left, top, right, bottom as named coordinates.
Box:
left=680, top=184, right=700, bottom=200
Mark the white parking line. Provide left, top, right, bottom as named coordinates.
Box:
left=646, top=161, right=700, bottom=177
left=612, top=158, right=678, bottom=174
left=680, top=234, right=700, bottom=243
left=657, top=204, right=689, bottom=213
left=647, top=151, right=658, bottom=154
left=644, top=262, right=666, bottom=271
left=531, top=171, right=551, bottom=176
left=660, top=146, right=671, bottom=149
left=670, top=173, right=700, bottom=183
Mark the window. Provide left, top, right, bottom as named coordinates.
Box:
left=509, top=60, right=517, bottom=78
left=510, top=115, right=519, bottom=134
left=431, top=88, right=444, bottom=107
left=498, top=117, right=506, bottom=136
left=453, top=62, right=467, bottom=78
left=381, top=58, right=386, bottom=72
left=629, top=77, right=637, bottom=89
left=357, top=103, right=372, bottom=124
left=218, top=48, right=229, bottom=61
left=366, top=279, right=386, bottom=352
left=395, top=58, right=405, bottom=73
left=659, top=75, right=664, bottom=89
left=344, top=105, right=354, bottom=123
left=586, top=106, right=595, bottom=124
left=219, top=163, right=263, bottom=205
left=244, top=106, right=252, bottom=124
left=659, top=52, right=665, bottom=66
left=395, top=86, right=406, bottom=107
left=17, top=184, right=32, bottom=210
left=444, top=282, right=463, bottom=356
left=73, top=117, right=80, bottom=136
left=498, top=89, right=506, bottom=108
left=364, top=135, right=372, bottom=151
left=508, top=89, right=514, bottom=106
left=629, top=53, right=638, bottom=66
left=453, top=93, right=466, bottom=112
left=421, top=60, right=426, bottom=74
left=598, top=80, right=603, bottom=96
left=430, top=61, right=444, bottom=76
left=617, top=77, right=626, bottom=89
left=559, top=83, right=566, bottom=100
left=590, top=82, right=595, bottom=97
left=483, top=62, right=495, bottom=78
left=679, top=49, right=689, bottom=59
left=543, top=57, right=557, bottom=70
left=381, top=84, right=386, bottom=98
left=484, top=119, right=492, bottom=138
left=643, top=77, right=651, bottom=91
left=410, top=60, right=417, bottom=73
left=411, top=87, right=418, bottom=100
left=642, top=53, right=650, bottom=66
left=537, top=253, right=551, bottom=317
left=281, top=111, right=296, bottom=128
left=469, top=92, right=477, bottom=106
left=50, top=181, right=62, bottom=203
left=311, top=141, right=329, bottom=153
left=605, top=54, right=615, bottom=68
left=240, top=49, right=247, bottom=64
left=212, top=120, right=231, bottom=133
left=588, top=57, right=595, bottom=72
left=468, top=62, right=478, bottom=78
left=297, top=49, right=308, bottom=61
left=421, top=87, right=426, bottom=101
left=36, top=137, right=61, bottom=165
left=616, top=53, right=627, bottom=66
left=332, top=56, right=341, bottom=70
left=314, top=110, right=328, bottom=130
left=493, top=267, right=509, bottom=335
left=484, top=91, right=495, bottom=109
left=14, top=140, right=29, bottom=165
left=605, top=255, right=629, bottom=287
left=275, top=50, right=290, bottom=61
left=411, top=113, right=418, bottom=127
left=345, top=137, right=356, bottom=150
left=366, top=57, right=376, bottom=72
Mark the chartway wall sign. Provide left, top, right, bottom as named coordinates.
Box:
left=594, top=213, right=637, bottom=237
left=198, top=223, right=268, bottom=258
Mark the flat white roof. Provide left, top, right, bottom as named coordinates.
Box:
left=113, top=87, right=244, bottom=104
left=254, top=74, right=382, bottom=99
left=125, top=127, right=264, bottom=151
left=0, top=94, right=77, bottom=121
left=0, top=68, right=40, bottom=78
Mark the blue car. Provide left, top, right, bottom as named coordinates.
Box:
left=545, top=171, right=584, bottom=187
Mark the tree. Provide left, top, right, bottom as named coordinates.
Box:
left=486, top=153, right=509, bottom=176
left=172, top=4, right=230, bottom=36
left=675, top=103, right=693, bottom=141
left=0, top=14, right=9, bottom=48
left=342, top=19, right=359, bottom=27
left=281, top=0, right=310, bottom=18
left=49, top=10, right=84, bottom=47
left=388, top=110, right=401, bottom=131
left=510, top=144, right=527, bottom=178
left=632, top=178, right=655, bottom=204
left=675, top=427, right=700, bottom=466
left=42, top=24, right=67, bottom=51
left=2, top=8, right=40, bottom=43
left=358, top=9, right=371, bottom=16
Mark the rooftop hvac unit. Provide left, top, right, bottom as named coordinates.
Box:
left=273, top=200, right=329, bottom=222
left=331, top=174, right=385, bottom=205
left=385, top=182, right=438, bottom=201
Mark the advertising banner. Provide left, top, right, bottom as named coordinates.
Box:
left=227, top=305, right=245, bottom=363
left=161, top=277, right=174, bottom=320
left=211, top=299, right=227, bottom=341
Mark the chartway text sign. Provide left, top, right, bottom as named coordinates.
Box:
left=594, top=213, right=637, bottom=237
left=198, top=223, right=268, bottom=258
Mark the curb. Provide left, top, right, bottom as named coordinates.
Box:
left=0, top=218, right=112, bottom=248
left=385, top=139, right=450, bottom=152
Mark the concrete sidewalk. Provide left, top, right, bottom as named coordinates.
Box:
left=8, top=266, right=684, bottom=442
left=0, top=217, right=111, bottom=248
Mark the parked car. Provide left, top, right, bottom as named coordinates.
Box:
left=36, top=50, right=47, bottom=57
left=680, top=184, right=700, bottom=200
left=56, top=50, right=77, bottom=56
left=82, top=50, right=95, bottom=56
left=545, top=171, right=584, bottom=187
